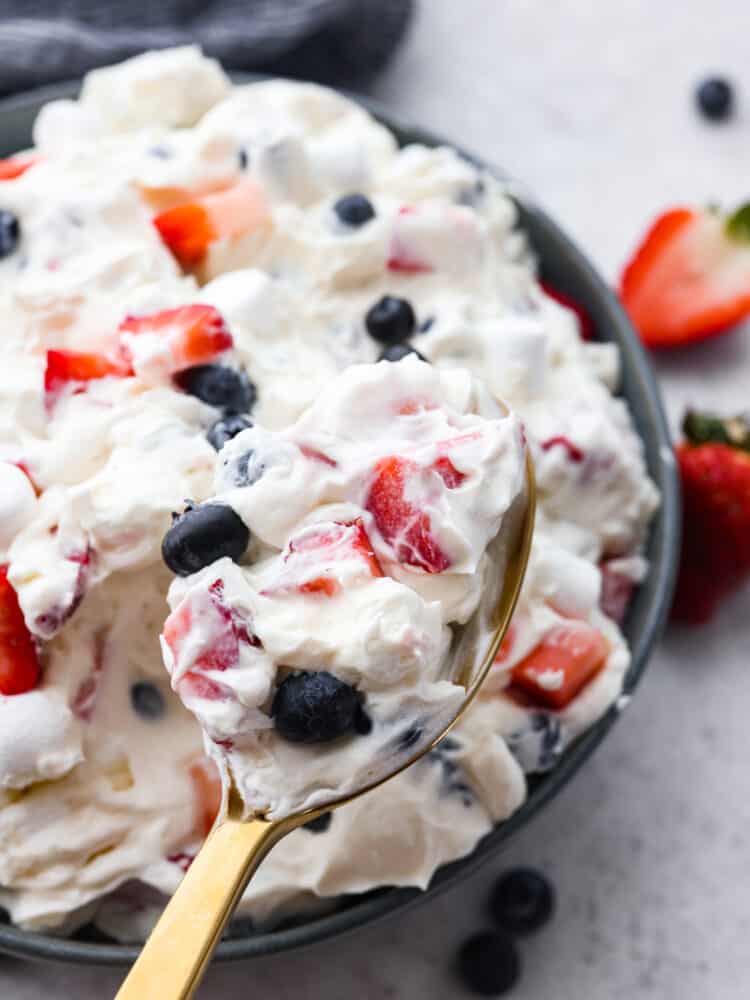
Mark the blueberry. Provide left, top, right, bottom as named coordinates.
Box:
left=365, top=296, right=416, bottom=345
left=162, top=502, right=250, bottom=577
left=302, top=811, right=332, bottom=833
left=130, top=681, right=165, bottom=720
left=0, top=211, right=20, bottom=259
left=207, top=414, right=253, bottom=451
left=174, top=365, right=256, bottom=414
left=456, top=930, right=521, bottom=996
left=696, top=77, right=734, bottom=121
left=378, top=342, right=427, bottom=363
left=272, top=671, right=363, bottom=744
left=333, top=193, right=375, bottom=227
left=490, top=868, right=555, bottom=936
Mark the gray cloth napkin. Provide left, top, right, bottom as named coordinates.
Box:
left=0, top=0, right=414, bottom=95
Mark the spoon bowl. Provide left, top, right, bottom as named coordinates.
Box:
left=115, top=454, right=536, bottom=1000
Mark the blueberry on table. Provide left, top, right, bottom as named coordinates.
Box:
left=162, top=502, right=250, bottom=577
left=272, top=671, right=364, bottom=744
left=695, top=77, right=734, bottom=121
left=456, top=930, right=520, bottom=996
left=174, top=365, right=256, bottom=414
left=333, top=192, right=375, bottom=226
left=0, top=210, right=20, bottom=258
left=302, top=811, right=332, bottom=834
left=365, top=295, right=416, bottom=344
left=378, top=342, right=427, bottom=363
left=130, top=681, right=166, bottom=720
left=490, top=867, right=556, bottom=936
left=207, top=413, right=253, bottom=451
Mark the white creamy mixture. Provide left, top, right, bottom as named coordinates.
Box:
left=0, top=47, right=658, bottom=938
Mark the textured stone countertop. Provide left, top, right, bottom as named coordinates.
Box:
left=3, top=1, right=750, bottom=997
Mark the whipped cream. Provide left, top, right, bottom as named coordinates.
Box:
left=0, top=47, right=658, bottom=935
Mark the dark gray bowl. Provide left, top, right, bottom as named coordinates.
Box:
left=0, top=77, right=680, bottom=966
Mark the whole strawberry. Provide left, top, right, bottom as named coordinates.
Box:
left=672, top=411, right=750, bottom=623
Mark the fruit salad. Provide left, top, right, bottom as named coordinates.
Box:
left=160, top=357, right=526, bottom=819
left=0, top=47, right=658, bottom=939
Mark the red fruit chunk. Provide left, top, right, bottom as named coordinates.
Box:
left=432, top=455, right=467, bottom=489
left=44, top=350, right=132, bottom=410
left=671, top=440, right=750, bottom=623
left=540, top=436, right=584, bottom=463
left=620, top=204, right=750, bottom=348
left=119, top=304, right=233, bottom=372
left=0, top=566, right=40, bottom=695
left=0, top=156, right=38, bottom=181
left=154, top=182, right=270, bottom=269
left=540, top=281, right=594, bottom=341
left=266, top=519, right=383, bottom=597
left=365, top=456, right=451, bottom=573
left=510, top=623, right=608, bottom=710
left=188, top=757, right=222, bottom=836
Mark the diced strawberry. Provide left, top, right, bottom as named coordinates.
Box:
left=540, top=436, right=585, bottom=463
left=298, top=445, right=338, bottom=467
left=265, top=519, right=383, bottom=597
left=432, top=456, right=467, bottom=489
left=0, top=156, right=38, bottom=181
left=188, top=757, right=222, bottom=836
left=540, top=281, right=594, bottom=340
left=180, top=671, right=231, bottom=701
left=118, top=304, right=233, bottom=374
left=44, top=350, right=132, bottom=411
left=620, top=204, right=750, bottom=348
left=153, top=181, right=270, bottom=269
left=70, top=628, right=107, bottom=721
left=365, top=456, right=451, bottom=573
left=493, top=622, right=517, bottom=664
left=0, top=566, right=40, bottom=695
left=510, top=623, right=608, bottom=710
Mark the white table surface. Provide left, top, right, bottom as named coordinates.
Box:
left=4, top=1, right=750, bottom=997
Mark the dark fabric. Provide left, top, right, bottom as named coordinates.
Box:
left=0, top=0, right=414, bottom=96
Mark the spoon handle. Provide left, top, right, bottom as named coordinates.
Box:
left=115, top=817, right=290, bottom=1000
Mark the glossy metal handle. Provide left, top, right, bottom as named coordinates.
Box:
left=115, top=817, right=290, bottom=1000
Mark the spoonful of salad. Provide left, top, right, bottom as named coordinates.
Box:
left=116, top=356, right=535, bottom=1000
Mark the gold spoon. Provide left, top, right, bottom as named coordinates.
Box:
left=116, top=455, right=535, bottom=1000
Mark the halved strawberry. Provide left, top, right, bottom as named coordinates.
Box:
left=620, top=204, right=750, bottom=348
left=540, top=281, right=594, bottom=340
left=44, top=350, right=132, bottom=410
left=510, top=623, right=608, bottom=710
left=188, top=757, right=222, bottom=836
left=0, top=156, right=38, bottom=181
left=118, top=304, right=233, bottom=374
left=153, top=181, right=270, bottom=269
left=0, top=566, right=40, bottom=695
left=365, top=456, right=451, bottom=573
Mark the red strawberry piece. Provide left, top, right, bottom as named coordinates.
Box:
left=510, top=623, right=608, bottom=710
left=599, top=561, right=635, bottom=624
left=266, top=519, right=383, bottom=597
left=540, top=436, right=585, bottom=463
left=33, top=547, right=93, bottom=638
left=671, top=411, right=750, bottom=623
left=118, top=304, right=233, bottom=373
left=153, top=181, right=270, bottom=269
left=188, top=757, right=222, bottom=836
left=0, top=156, right=38, bottom=181
left=70, top=628, right=107, bottom=721
left=365, top=456, right=451, bottom=573
left=620, top=204, right=750, bottom=348
left=540, top=281, right=594, bottom=341
left=0, top=566, right=40, bottom=695
left=432, top=455, right=467, bottom=489
left=44, top=350, right=132, bottom=410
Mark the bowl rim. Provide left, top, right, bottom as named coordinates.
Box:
left=0, top=75, right=681, bottom=966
